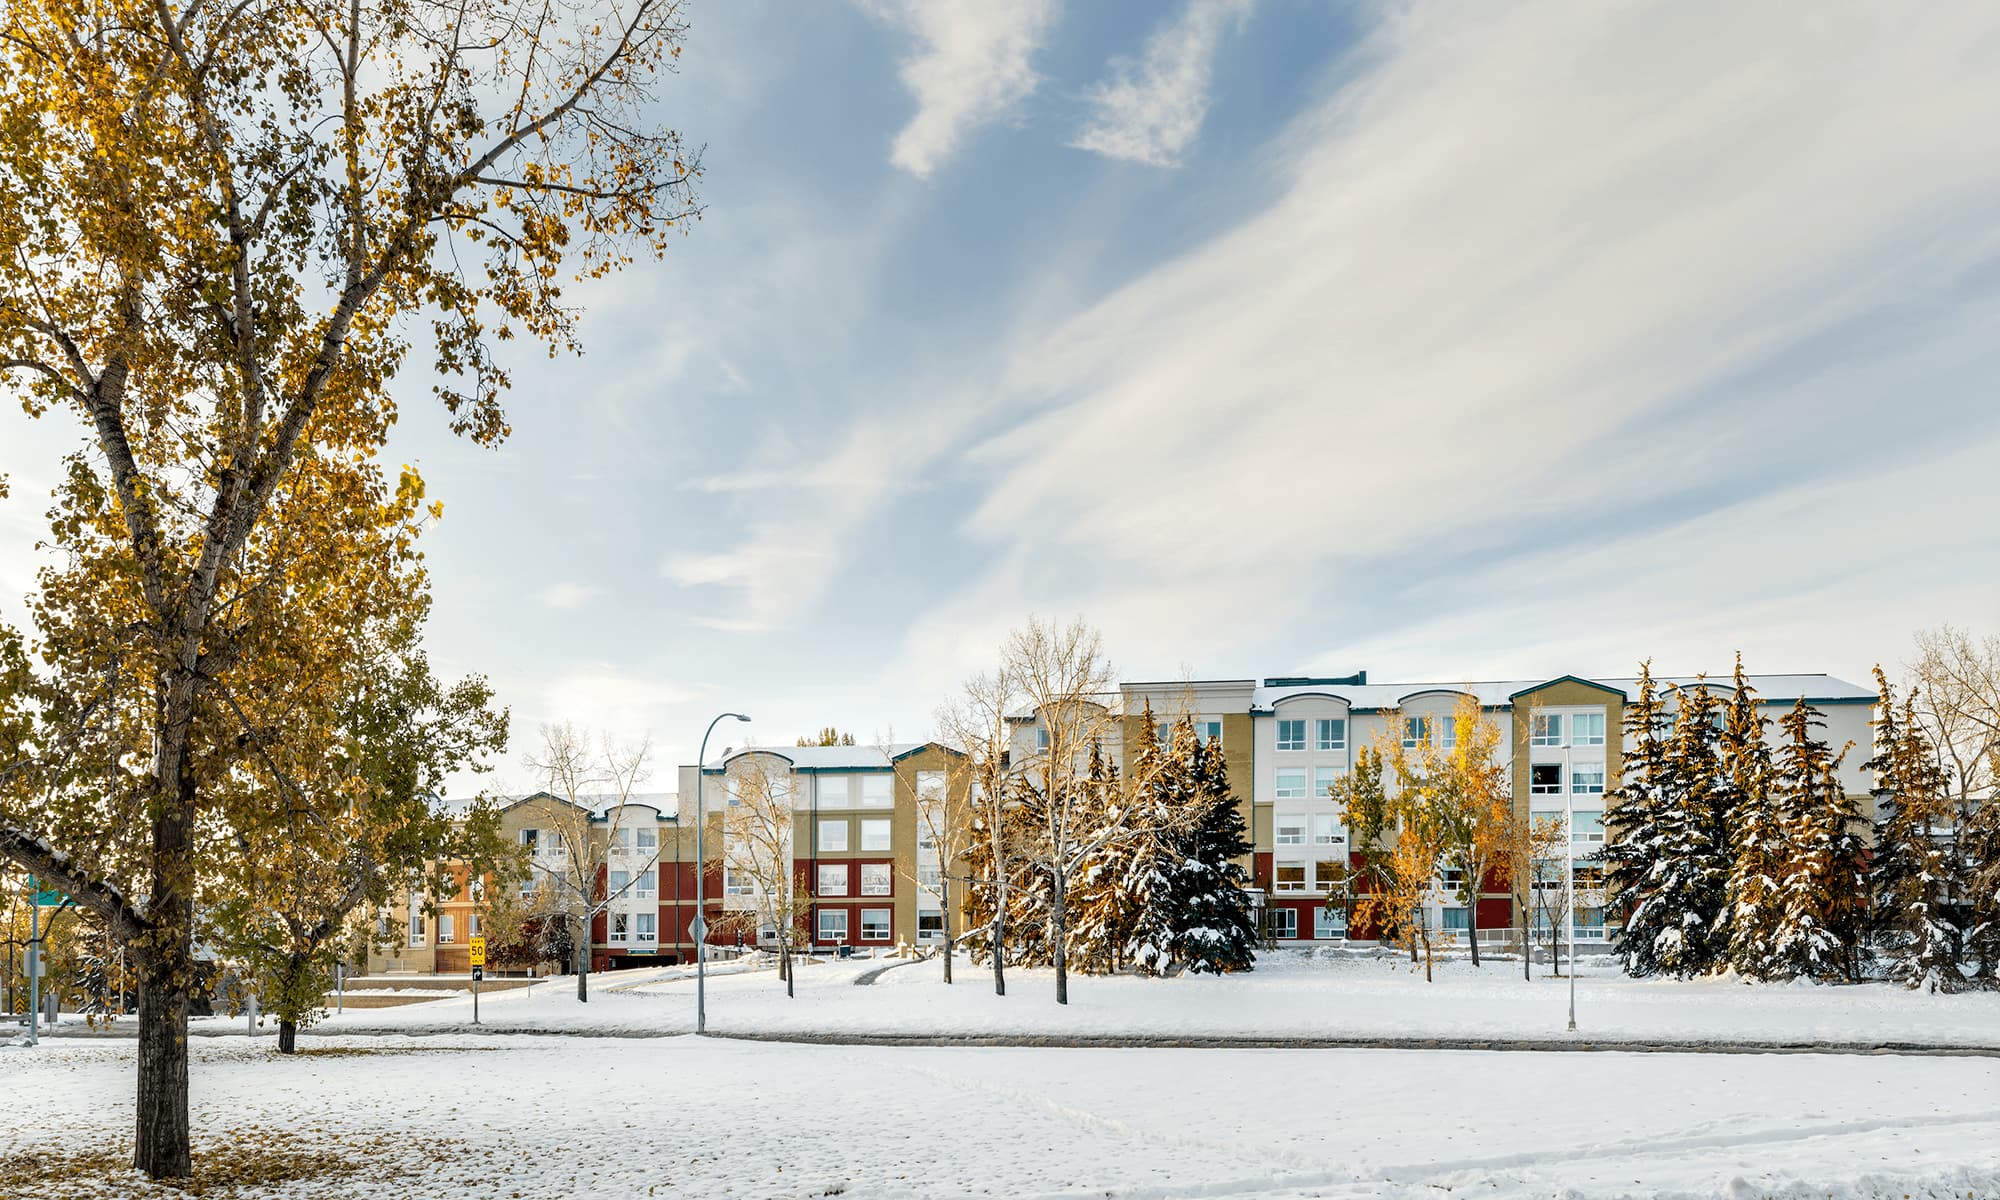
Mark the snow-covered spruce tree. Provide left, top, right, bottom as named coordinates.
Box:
left=1068, top=741, right=1144, bottom=974
left=1769, top=700, right=1868, bottom=981
left=1724, top=661, right=1788, bottom=978
left=1171, top=721, right=1258, bottom=974
left=1961, top=788, right=2000, bottom=985
left=1112, top=710, right=1197, bottom=976
left=1865, top=668, right=1966, bottom=991
left=1643, top=682, right=1732, bottom=977
left=1605, top=663, right=1675, bottom=976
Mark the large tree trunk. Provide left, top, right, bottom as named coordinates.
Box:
left=1468, top=880, right=1482, bottom=967
left=941, top=879, right=953, bottom=985
left=783, top=940, right=794, bottom=999
left=278, top=1019, right=298, bottom=1054
left=134, top=764, right=196, bottom=1180
left=1051, top=867, right=1068, bottom=1006
left=1520, top=899, right=1531, bottom=981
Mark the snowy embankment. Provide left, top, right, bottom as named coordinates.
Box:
left=4, top=1031, right=1997, bottom=1199
left=282, top=949, right=2000, bottom=1049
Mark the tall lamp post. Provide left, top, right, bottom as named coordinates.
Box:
left=695, top=711, right=751, bottom=1035
left=1564, top=737, right=1576, bottom=1033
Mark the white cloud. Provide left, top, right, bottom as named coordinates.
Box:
left=535, top=582, right=598, bottom=609
left=865, top=0, right=1061, bottom=178
left=909, top=0, right=2000, bottom=677
left=1071, top=0, right=1254, bottom=167
left=541, top=668, right=701, bottom=745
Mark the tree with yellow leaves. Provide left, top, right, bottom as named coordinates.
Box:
left=0, top=0, right=701, bottom=1177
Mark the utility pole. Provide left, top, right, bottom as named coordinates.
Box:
left=695, top=712, right=751, bottom=1035
left=1564, top=739, right=1576, bottom=1033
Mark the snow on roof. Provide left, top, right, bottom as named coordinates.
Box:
left=497, top=791, right=683, bottom=820
left=1252, top=673, right=1873, bottom=712
left=700, top=743, right=935, bottom=772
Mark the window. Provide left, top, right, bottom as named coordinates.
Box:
left=860, top=908, right=891, bottom=941
left=1314, top=859, right=1345, bottom=893
left=918, top=865, right=943, bottom=894
left=918, top=912, right=945, bottom=938
left=1573, top=865, right=1607, bottom=892
left=917, top=770, right=946, bottom=804
left=437, top=913, right=456, bottom=944
left=817, top=775, right=852, bottom=808
left=1438, top=717, right=1458, bottom=749
left=1276, top=819, right=1305, bottom=846
left=518, top=870, right=536, bottom=897
left=636, top=870, right=657, bottom=900
left=1316, top=718, right=1347, bottom=751
left=1277, top=719, right=1306, bottom=751
left=1571, top=768, right=1605, bottom=796
left=469, top=913, right=481, bottom=938
left=1438, top=867, right=1465, bottom=893
left=519, top=828, right=539, bottom=851
left=1402, top=716, right=1430, bottom=748
left=636, top=827, right=657, bottom=852
left=1036, top=728, right=1050, bottom=753
left=1271, top=907, right=1299, bottom=938
left=861, top=774, right=894, bottom=808
left=610, top=912, right=630, bottom=944
left=1576, top=907, right=1606, bottom=936
left=860, top=819, right=892, bottom=852
left=817, top=909, right=847, bottom=943
left=1195, top=720, right=1222, bottom=745
left=1572, top=811, right=1605, bottom=844
left=723, top=864, right=754, bottom=897
left=1314, top=766, right=1342, bottom=799
left=407, top=898, right=424, bottom=946
left=635, top=913, right=656, bottom=942
left=860, top=863, right=893, bottom=896
left=1274, top=863, right=1307, bottom=893
left=817, top=863, right=849, bottom=896
left=1169, top=719, right=1222, bottom=745
left=1312, top=814, right=1344, bottom=845
left=818, top=821, right=849, bottom=853
left=1441, top=906, right=1470, bottom=931
left=1275, top=769, right=1308, bottom=801
left=1531, top=809, right=1565, bottom=828
left=1573, top=712, right=1606, bottom=746
left=1315, top=905, right=1346, bottom=939
left=612, top=827, right=631, bottom=850
left=1531, top=713, right=1563, bottom=747
left=1530, top=763, right=1563, bottom=795
left=609, top=869, right=630, bottom=898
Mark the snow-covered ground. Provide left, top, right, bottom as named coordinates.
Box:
left=3, top=1030, right=1997, bottom=1199
left=254, top=950, right=2000, bottom=1047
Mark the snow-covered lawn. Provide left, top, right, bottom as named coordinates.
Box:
left=3, top=1031, right=1996, bottom=1199
left=274, top=950, right=2000, bottom=1048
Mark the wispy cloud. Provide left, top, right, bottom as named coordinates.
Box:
left=865, top=0, right=1061, bottom=178
left=535, top=581, right=598, bottom=609
left=1071, top=0, right=1254, bottom=167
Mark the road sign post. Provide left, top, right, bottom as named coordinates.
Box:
left=469, top=937, right=486, bottom=1025
left=26, top=888, right=39, bottom=1047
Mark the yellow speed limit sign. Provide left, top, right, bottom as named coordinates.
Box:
left=469, top=936, right=487, bottom=967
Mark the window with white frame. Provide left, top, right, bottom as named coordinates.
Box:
left=1275, top=769, right=1308, bottom=801
left=437, top=913, right=456, bottom=944
left=1573, top=711, right=1606, bottom=746
left=407, top=898, right=424, bottom=946
left=518, top=868, right=538, bottom=897
left=1441, top=906, right=1470, bottom=931
left=1315, top=905, right=1346, bottom=939
left=1531, top=809, right=1565, bottom=832
left=1572, top=810, right=1605, bottom=844
left=817, top=909, right=847, bottom=942
left=519, top=828, right=539, bottom=852
left=609, top=869, right=630, bottom=898
left=612, top=826, right=631, bottom=850
left=635, top=913, right=656, bottom=942
left=636, top=870, right=657, bottom=900
left=636, top=827, right=657, bottom=852
left=1271, top=907, right=1299, bottom=938
left=1195, top=719, right=1222, bottom=745
left=1402, top=716, right=1430, bottom=748
left=1277, top=719, right=1306, bottom=751
left=816, top=775, right=852, bottom=808
left=1438, top=867, right=1466, bottom=894
left=817, top=863, right=848, bottom=896
left=1571, top=767, right=1606, bottom=796
left=818, top=821, right=849, bottom=853
left=1317, top=718, right=1347, bottom=751
left=1154, top=721, right=1174, bottom=746
left=917, top=770, right=946, bottom=804
left=1276, top=818, right=1305, bottom=846
left=1274, top=863, right=1306, bottom=893
left=1036, top=727, right=1050, bottom=753
left=469, top=912, right=481, bottom=938
left=860, top=863, right=892, bottom=896
left=918, top=912, right=945, bottom=938
left=610, top=912, right=630, bottom=943
left=918, top=865, right=943, bottom=894
left=1314, top=859, right=1345, bottom=894
left=723, top=863, right=755, bottom=897
left=1312, top=814, right=1344, bottom=845
left=860, top=819, right=892, bottom=851
left=860, top=908, right=891, bottom=941
left=1313, top=766, right=1342, bottom=799
left=861, top=774, right=894, bottom=808
left=1530, top=713, right=1563, bottom=746
left=1439, top=716, right=1457, bottom=748
left=1530, top=762, right=1563, bottom=795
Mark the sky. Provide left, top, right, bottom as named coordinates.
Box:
left=4, top=0, right=1999, bottom=796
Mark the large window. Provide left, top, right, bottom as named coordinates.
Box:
left=1315, top=905, right=1346, bottom=939
left=610, top=912, right=630, bottom=944
left=723, top=864, right=754, bottom=897
left=1274, top=863, right=1306, bottom=893
left=1275, top=819, right=1305, bottom=846
left=1036, top=728, right=1050, bottom=753
left=817, top=863, right=849, bottom=896
left=860, top=908, right=891, bottom=941
left=1276, top=719, right=1306, bottom=752
left=1441, top=906, right=1470, bottom=931
left=1573, top=712, right=1607, bottom=746
left=1531, top=713, right=1563, bottom=747
left=636, top=870, right=657, bottom=900
left=1530, top=763, right=1563, bottom=795
left=1572, top=811, right=1606, bottom=844
left=1402, top=716, right=1430, bottom=748
left=1313, top=766, right=1341, bottom=799
left=817, top=909, right=848, bottom=943
left=636, top=827, right=657, bottom=852
left=818, top=821, right=849, bottom=853
left=519, top=828, right=539, bottom=852
left=437, top=913, right=456, bottom=944
left=918, top=912, right=945, bottom=939
left=1571, top=768, right=1605, bottom=796
left=860, top=774, right=894, bottom=808
left=860, top=819, right=893, bottom=852
left=1271, top=907, right=1299, bottom=938
left=816, top=774, right=852, bottom=808
left=1275, top=769, right=1308, bottom=801
left=860, top=863, right=893, bottom=896
left=918, top=864, right=943, bottom=894
left=609, top=869, right=630, bottom=898
left=407, top=898, right=424, bottom=946
left=635, top=913, right=657, bottom=942
left=1312, top=814, right=1344, bottom=845
left=1316, top=718, right=1347, bottom=751
left=1314, top=859, right=1345, bottom=893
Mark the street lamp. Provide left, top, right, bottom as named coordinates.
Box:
left=695, top=711, right=750, bottom=1035
left=1564, top=737, right=1576, bottom=1033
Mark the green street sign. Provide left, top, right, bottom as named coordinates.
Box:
left=32, top=890, right=64, bottom=907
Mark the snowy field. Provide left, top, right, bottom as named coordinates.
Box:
left=260, top=950, right=2000, bottom=1048
left=3, top=1031, right=1997, bottom=1199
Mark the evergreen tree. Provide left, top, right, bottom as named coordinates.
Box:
left=1642, top=682, right=1732, bottom=977
left=1172, top=725, right=1258, bottom=973
left=1120, top=713, right=1198, bottom=975
left=1724, top=661, right=1788, bottom=977
left=1605, top=663, right=1675, bottom=976
left=1865, top=668, right=1966, bottom=991
left=1960, top=788, right=2000, bottom=985
left=1769, top=700, right=1868, bottom=981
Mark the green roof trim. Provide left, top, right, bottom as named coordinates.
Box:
left=1508, top=675, right=1626, bottom=702
left=1264, top=672, right=1367, bottom=687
